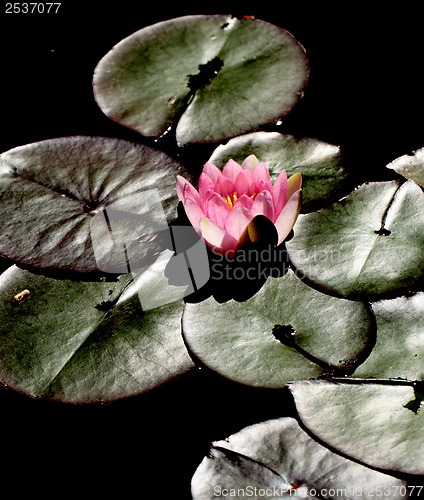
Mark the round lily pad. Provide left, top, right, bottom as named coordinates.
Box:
left=182, top=270, right=375, bottom=388
left=208, top=132, right=348, bottom=211
left=290, top=380, right=424, bottom=475
left=0, top=136, right=188, bottom=273
left=0, top=262, right=193, bottom=403
left=93, top=15, right=309, bottom=145
left=286, top=180, right=424, bottom=299
left=192, top=417, right=407, bottom=499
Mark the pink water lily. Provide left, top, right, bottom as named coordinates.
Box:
left=176, top=155, right=302, bottom=257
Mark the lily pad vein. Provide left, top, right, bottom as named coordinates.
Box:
left=37, top=279, right=133, bottom=396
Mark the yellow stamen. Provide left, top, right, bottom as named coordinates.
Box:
left=225, top=195, right=233, bottom=210
left=224, top=192, right=239, bottom=210
left=223, top=191, right=257, bottom=209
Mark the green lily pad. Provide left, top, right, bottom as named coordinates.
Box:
left=353, top=292, right=424, bottom=380
left=286, top=180, right=424, bottom=299
left=387, top=146, right=424, bottom=187
left=0, top=262, right=193, bottom=403
left=182, top=270, right=375, bottom=388
left=0, top=136, right=188, bottom=273
left=289, top=380, right=424, bottom=475
left=93, top=15, right=309, bottom=146
left=192, top=417, right=407, bottom=499
left=208, top=132, right=348, bottom=211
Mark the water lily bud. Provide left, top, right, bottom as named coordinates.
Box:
left=176, top=156, right=302, bottom=257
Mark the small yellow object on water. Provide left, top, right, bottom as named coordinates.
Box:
left=14, top=289, right=30, bottom=302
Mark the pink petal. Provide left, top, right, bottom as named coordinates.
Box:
left=176, top=176, right=185, bottom=202
left=273, top=169, right=288, bottom=216
left=199, top=172, right=215, bottom=207
left=184, top=198, right=206, bottom=230
left=286, top=172, right=303, bottom=200
left=241, top=155, right=260, bottom=172
left=255, top=177, right=266, bottom=194
left=183, top=183, right=201, bottom=206
left=215, top=175, right=236, bottom=198
left=250, top=190, right=274, bottom=222
left=199, top=217, right=237, bottom=256
left=222, top=159, right=242, bottom=184
left=233, top=194, right=254, bottom=211
left=176, top=176, right=199, bottom=204
left=274, top=187, right=302, bottom=245
left=234, top=169, right=256, bottom=197
left=224, top=205, right=254, bottom=240
left=204, top=192, right=230, bottom=227
left=203, top=162, right=222, bottom=183
left=253, top=162, right=273, bottom=192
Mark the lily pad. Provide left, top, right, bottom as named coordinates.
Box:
left=286, top=180, right=424, bottom=299
left=191, top=417, right=407, bottom=499
left=387, top=146, right=424, bottom=187
left=208, top=132, right=348, bottom=211
left=0, top=136, right=188, bottom=273
left=93, top=15, right=309, bottom=146
left=289, top=380, right=424, bottom=475
left=0, top=261, right=193, bottom=403
left=353, top=292, right=424, bottom=380
left=182, top=270, right=375, bottom=388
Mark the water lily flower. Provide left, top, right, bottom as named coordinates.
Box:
left=176, top=155, right=302, bottom=257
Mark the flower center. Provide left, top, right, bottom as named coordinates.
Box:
left=223, top=192, right=257, bottom=210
